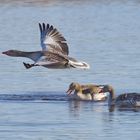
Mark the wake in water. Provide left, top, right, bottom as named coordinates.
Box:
left=0, top=91, right=68, bottom=101
left=0, top=91, right=140, bottom=112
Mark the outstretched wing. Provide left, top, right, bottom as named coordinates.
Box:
left=39, top=23, right=69, bottom=55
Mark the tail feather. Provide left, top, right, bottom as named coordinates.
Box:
left=68, top=60, right=90, bottom=69
left=23, top=62, right=33, bottom=69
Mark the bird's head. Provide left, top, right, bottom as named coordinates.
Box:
left=66, top=82, right=80, bottom=95
left=2, top=50, right=20, bottom=56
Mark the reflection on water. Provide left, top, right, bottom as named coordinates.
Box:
left=109, top=104, right=140, bottom=112
left=68, top=100, right=108, bottom=117
left=1, top=91, right=140, bottom=116
left=0, top=92, right=140, bottom=140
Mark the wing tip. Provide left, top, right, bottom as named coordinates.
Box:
left=39, top=22, right=54, bottom=33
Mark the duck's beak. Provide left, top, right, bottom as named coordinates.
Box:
left=66, top=88, right=73, bottom=95
left=98, top=88, right=103, bottom=93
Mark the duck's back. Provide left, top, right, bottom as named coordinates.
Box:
left=116, top=93, right=140, bottom=107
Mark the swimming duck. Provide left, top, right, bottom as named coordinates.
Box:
left=99, top=85, right=140, bottom=110
left=66, top=82, right=108, bottom=101
left=2, top=23, right=90, bottom=69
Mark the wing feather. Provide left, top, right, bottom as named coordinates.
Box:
left=39, top=23, right=69, bottom=55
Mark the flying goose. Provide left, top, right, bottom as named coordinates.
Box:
left=2, top=23, right=90, bottom=69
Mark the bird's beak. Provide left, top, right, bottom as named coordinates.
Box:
left=66, top=88, right=73, bottom=95
left=2, top=51, right=7, bottom=55
left=98, top=88, right=103, bottom=93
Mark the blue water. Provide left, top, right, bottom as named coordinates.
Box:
left=0, top=0, right=140, bottom=139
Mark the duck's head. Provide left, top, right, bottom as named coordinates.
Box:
left=66, top=82, right=80, bottom=95
left=2, top=50, right=20, bottom=56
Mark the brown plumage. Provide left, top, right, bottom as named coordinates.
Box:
left=66, top=82, right=108, bottom=101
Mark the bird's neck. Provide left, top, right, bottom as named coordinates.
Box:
left=13, top=50, right=42, bottom=62
left=15, top=51, right=29, bottom=57
left=110, top=88, right=115, bottom=100
left=74, top=85, right=82, bottom=94
left=108, top=86, right=116, bottom=106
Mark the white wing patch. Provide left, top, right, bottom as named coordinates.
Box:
left=39, top=23, right=69, bottom=55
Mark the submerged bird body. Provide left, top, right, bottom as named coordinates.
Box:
left=99, top=85, right=140, bottom=110
left=114, top=93, right=140, bottom=108
left=66, top=82, right=108, bottom=101
left=2, top=23, right=90, bottom=69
